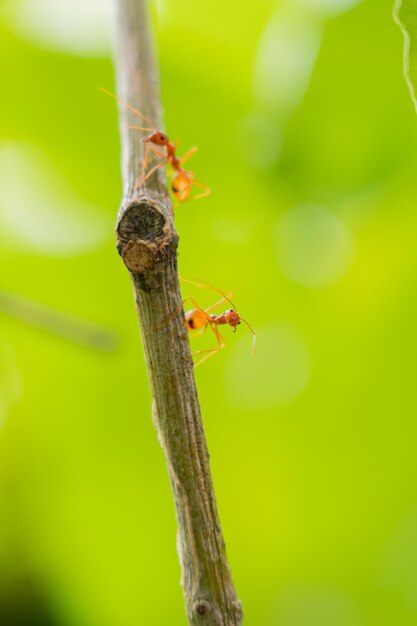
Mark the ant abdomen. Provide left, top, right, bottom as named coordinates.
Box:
left=172, top=172, right=192, bottom=201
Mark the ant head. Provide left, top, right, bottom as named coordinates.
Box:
left=226, top=309, right=241, bottom=328
left=144, top=130, right=169, bottom=146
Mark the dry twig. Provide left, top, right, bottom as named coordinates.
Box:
left=112, top=1, right=242, bottom=624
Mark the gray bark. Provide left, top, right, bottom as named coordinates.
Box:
left=113, top=1, right=242, bottom=624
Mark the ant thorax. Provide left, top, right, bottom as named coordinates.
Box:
left=208, top=310, right=241, bottom=328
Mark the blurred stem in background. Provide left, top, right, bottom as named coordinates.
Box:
left=0, top=290, right=117, bottom=351
left=394, top=0, right=417, bottom=112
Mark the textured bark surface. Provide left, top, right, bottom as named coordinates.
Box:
left=114, top=1, right=242, bottom=624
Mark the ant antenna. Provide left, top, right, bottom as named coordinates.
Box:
left=99, top=87, right=156, bottom=129
left=240, top=318, right=257, bottom=354
left=182, top=276, right=238, bottom=311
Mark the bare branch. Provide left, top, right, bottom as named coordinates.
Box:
left=112, top=1, right=242, bottom=624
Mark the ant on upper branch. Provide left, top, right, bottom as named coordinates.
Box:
left=100, top=88, right=210, bottom=204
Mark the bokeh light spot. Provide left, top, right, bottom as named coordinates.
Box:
left=0, top=143, right=111, bottom=256
left=226, top=323, right=311, bottom=411
left=253, top=9, right=322, bottom=119
left=8, top=0, right=113, bottom=57
left=275, top=205, right=353, bottom=287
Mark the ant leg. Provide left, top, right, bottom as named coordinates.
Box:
left=193, top=326, right=225, bottom=367
left=142, top=143, right=167, bottom=179
left=140, top=143, right=153, bottom=181
left=153, top=296, right=209, bottom=331
left=158, top=294, right=232, bottom=326
left=179, top=146, right=198, bottom=165
left=179, top=277, right=236, bottom=311
left=204, top=296, right=234, bottom=313
left=179, top=278, right=235, bottom=314
left=191, top=180, right=211, bottom=200
left=134, top=159, right=167, bottom=189
left=181, top=297, right=208, bottom=315
left=180, top=276, right=232, bottom=295
left=135, top=143, right=167, bottom=188
left=127, top=125, right=154, bottom=132
left=191, top=326, right=209, bottom=337
left=142, top=143, right=163, bottom=178
left=147, top=144, right=166, bottom=159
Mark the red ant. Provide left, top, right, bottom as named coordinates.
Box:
left=100, top=88, right=210, bottom=203
left=179, top=279, right=256, bottom=366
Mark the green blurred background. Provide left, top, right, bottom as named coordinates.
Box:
left=1, top=0, right=417, bottom=624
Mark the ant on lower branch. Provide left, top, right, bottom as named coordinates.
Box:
left=100, top=88, right=210, bottom=204
left=180, top=279, right=256, bottom=367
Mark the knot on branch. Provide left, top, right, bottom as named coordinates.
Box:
left=193, top=599, right=211, bottom=618
left=116, top=198, right=177, bottom=273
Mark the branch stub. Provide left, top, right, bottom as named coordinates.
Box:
left=116, top=198, right=176, bottom=273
